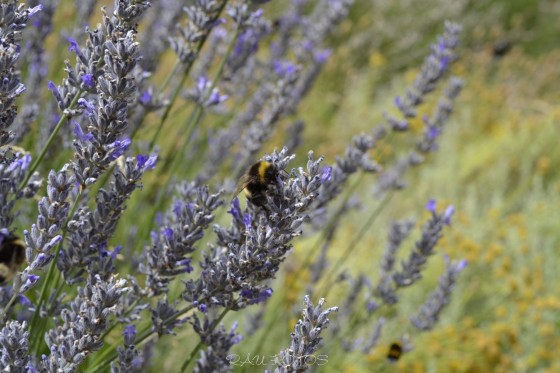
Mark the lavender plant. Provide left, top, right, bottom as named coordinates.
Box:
left=0, top=0, right=468, bottom=371
left=273, top=296, right=338, bottom=372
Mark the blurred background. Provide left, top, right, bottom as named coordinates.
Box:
left=232, top=0, right=560, bottom=372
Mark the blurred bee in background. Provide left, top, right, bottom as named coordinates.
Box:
left=0, top=231, right=26, bottom=284
left=387, top=341, right=403, bottom=362
left=492, top=39, right=511, bottom=58
left=233, top=161, right=284, bottom=210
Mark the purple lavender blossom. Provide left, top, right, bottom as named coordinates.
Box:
left=309, top=129, right=383, bottom=226
left=374, top=219, right=416, bottom=304
left=60, top=154, right=158, bottom=284
left=73, top=121, right=94, bottom=142
left=0, top=1, right=41, bottom=148
left=139, top=90, right=152, bottom=105
left=18, top=294, right=32, bottom=307
left=444, top=205, right=455, bottom=225
left=80, top=73, right=95, bottom=88
left=240, top=287, right=273, bottom=305
left=67, top=37, right=80, bottom=53
left=151, top=299, right=188, bottom=336
left=417, top=77, right=464, bottom=153
left=135, top=153, right=157, bottom=171
left=0, top=320, right=31, bottom=371
left=392, top=202, right=454, bottom=288
left=42, top=275, right=128, bottom=371
left=0, top=154, right=40, bottom=229
left=169, top=0, right=229, bottom=65
left=13, top=0, right=56, bottom=142
left=273, top=296, right=338, bottom=372
left=141, top=183, right=223, bottom=296
left=384, top=21, right=462, bottom=127
left=112, top=324, right=143, bottom=373
left=186, top=76, right=229, bottom=108
left=22, top=168, right=73, bottom=291
left=224, top=4, right=271, bottom=77
left=192, top=317, right=243, bottom=372
left=18, top=273, right=40, bottom=293
left=71, top=24, right=142, bottom=184
left=410, top=257, right=467, bottom=330
left=227, top=197, right=243, bottom=221
left=184, top=150, right=329, bottom=313
left=426, top=199, right=437, bottom=213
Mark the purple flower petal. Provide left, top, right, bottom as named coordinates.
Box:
left=68, top=37, right=80, bottom=53
left=425, top=199, right=436, bottom=213
left=81, top=74, right=95, bottom=88
left=444, top=205, right=455, bottom=224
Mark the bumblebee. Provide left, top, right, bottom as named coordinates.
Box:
left=387, top=341, right=403, bottom=362
left=233, top=161, right=281, bottom=210
left=492, top=39, right=511, bottom=58
left=0, top=232, right=25, bottom=284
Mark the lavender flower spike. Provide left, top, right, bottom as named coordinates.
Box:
left=0, top=320, right=31, bottom=371
left=193, top=318, right=243, bottom=373
left=42, top=275, right=128, bottom=371
left=392, top=201, right=453, bottom=288
left=0, top=1, right=42, bottom=148
left=185, top=150, right=328, bottom=312
left=411, top=257, right=467, bottom=330
left=273, top=296, right=338, bottom=373
left=111, top=324, right=143, bottom=373
left=386, top=21, right=462, bottom=127
left=22, top=168, right=74, bottom=290
left=374, top=219, right=415, bottom=305
left=0, top=154, right=40, bottom=229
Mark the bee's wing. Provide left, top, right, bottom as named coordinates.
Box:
left=232, top=174, right=250, bottom=200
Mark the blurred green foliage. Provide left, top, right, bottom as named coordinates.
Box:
left=264, top=0, right=560, bottom=372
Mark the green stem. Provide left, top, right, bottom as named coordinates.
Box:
left=159, top=60, right=182, bottom=93
left=148, top=69, right=191, bottom=151
left=140, top=102, right=206, bottom=244
left=0, top=292, right=18, bottom=322
left=89, top=282, right=232, bottom=371
left=160, top=23, right=242, bottom=175
left=180, top=309, right=229, bottom=373
left=19, top=89, right=83, bottom=191
left=128, top=61, right=182, bottom=143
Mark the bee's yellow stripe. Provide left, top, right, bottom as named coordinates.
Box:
left=258, top=161, right=270, bottom=181
left=13, top=239, right=24, bottom=247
